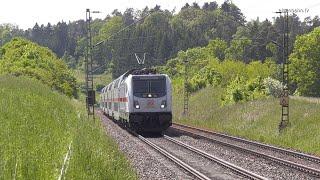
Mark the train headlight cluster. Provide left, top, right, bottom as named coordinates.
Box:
left=160, top=100, right=167, bottom=109
left=134, top=101, right=140, bottom=109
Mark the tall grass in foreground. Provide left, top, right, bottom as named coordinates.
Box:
left=173, top=85, right=320, bottom=156
left=0, top=75, right=137, bottom=179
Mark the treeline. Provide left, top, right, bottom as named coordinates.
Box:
left=161, top=26, right=320, bottom=101
left=0, top=1, right=320, bottom=78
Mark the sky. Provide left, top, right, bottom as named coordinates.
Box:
left=0, top=0, right=320, bottom=30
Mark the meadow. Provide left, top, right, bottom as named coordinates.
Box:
left=173, top=85, right=320, bottom=156
left=0, top=75, right=137, bottom=179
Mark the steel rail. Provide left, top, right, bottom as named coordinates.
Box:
left=137, top=134, right=211, bottom=180
left=164, top=135, right=268, bottom=180
left=172, top=124, right=320, bottom=177
left=173, top=123, right=320, bottom=163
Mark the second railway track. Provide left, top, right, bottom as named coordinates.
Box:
left=170, top=123, right=320, bottom=178
left=137, top=132, right=267, bottom=180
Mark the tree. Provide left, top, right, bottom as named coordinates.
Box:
left=123, top=8, right=135, bottom=25
left=289, top=27, right=320, bottom=96
left=0, top=24, right=24, bottom=46
left=181, top=3, right=190, bottom=10
left=192, top=2, right=200, bottom=9
left=225, top=38, right=252, bottom=62
left=202, top=2, right=218, bottom=11
left=0, top=38, right=77, bottom=97
left=206, top=38, right=227, bottom=60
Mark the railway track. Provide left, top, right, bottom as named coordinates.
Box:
left=135, top=131, right=267, bottom=180
left=137, top=134, right=211, bottom=180
left=171, top=123, right=320, bottom=178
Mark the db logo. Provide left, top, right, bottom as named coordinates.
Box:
left=147, top=100, right=155, bottom=107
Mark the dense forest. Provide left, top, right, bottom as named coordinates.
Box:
left=0, top=1, right=320, bottom=96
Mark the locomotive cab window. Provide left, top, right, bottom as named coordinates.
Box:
left=150, top=80, right=166, bottom=94
left=133, top=80, right=149, bottom=93
left=133, top=76, right=166, bottom=98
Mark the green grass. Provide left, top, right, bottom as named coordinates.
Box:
left=72, top=69, right=112, bottom=86
left=0, top=75, right=137, bottom=179
left=72, top=70, right=113, bottom=102
left=173, top=85, right=320, bottom=156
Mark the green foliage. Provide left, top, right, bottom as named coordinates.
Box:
left=2, top=3, right=320, bottom=78
left=263, top=77, right=283, bottom=98
left=215, top=60, right=247, bottom=86
left=221, top=76, right=267, bottom=105
left=246, top=60, right=277, bottom=79
left=173, top=85, right=320, bottom=156
left=189, top=66, right=222, bottom=92
left=98, top=16, right=124, bottom=40
left=0, top=24, right=24, bottom=46
left=96, top=83, right=105, bottom=92
left=0, top=38, right=77, bottom=97
left=225, top=38, right=252, bottom=61
left=206, top=38, right=227, bottom=60
left=62, top=51, right=77, bottom=69
left=289, top=27, right=320, bottom=96
left=222, top=76, right=248, bottom=104
left=164, top=41, right=277, bottom=104
left=0, top=76, right=136, bottom=179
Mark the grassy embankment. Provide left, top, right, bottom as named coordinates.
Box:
left=72, top=69, right=112, bottom=85
left=173, top=84, right=320, bottom=156
left=72, top=69, right=112, bottom=101
left=0, top=75, right=137, bottom=179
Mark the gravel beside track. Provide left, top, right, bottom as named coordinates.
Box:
left=166, top=128, right=318, bottom=180
left=97, top=111, right=318, bottom=180
left=98, top=111, right=193, bottom=180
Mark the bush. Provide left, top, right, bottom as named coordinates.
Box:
left=96, top=83, right=105, bottom=92
left=188, top=66, right=222, bottom=92
left=164, top=40, right=278, bottom=104
left=289, top=27, right=320, bottom=97
left=216, top=60, right=247, bottom=86
left=0, top=38, right=77, bottom=97
left=222, top=76, right=267, bottom=105
left=263, top=77, right=283, bottom=98
left=222, top=76, right=248, bottom=105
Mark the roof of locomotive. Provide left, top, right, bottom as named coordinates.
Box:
left=107, top=68, right=167, bottom=89
left=123, top=68, right=157, bottom=77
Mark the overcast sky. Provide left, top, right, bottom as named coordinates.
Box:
left=1, top=0, right=320, bottom=30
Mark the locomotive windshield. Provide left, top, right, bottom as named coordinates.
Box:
left=133, top=76, right=166, bottom=97
left=150, top=80, right=166, bottom=93
left=133, top=80, right=149, bottom=93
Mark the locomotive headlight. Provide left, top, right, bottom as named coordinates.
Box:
left=134, top=101, right=140, bottom=109
left=160, top=100, right=166, bottom=109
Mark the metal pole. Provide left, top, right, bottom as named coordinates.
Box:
left=85, top=9, right=95, bottom=119
left=279, top=10, right=289, bottom=132
left=85, top=9, right=89, bottom=115
left=183, top=58, right=189, bottom=116
left=89, top=10, right=95, bottom=118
